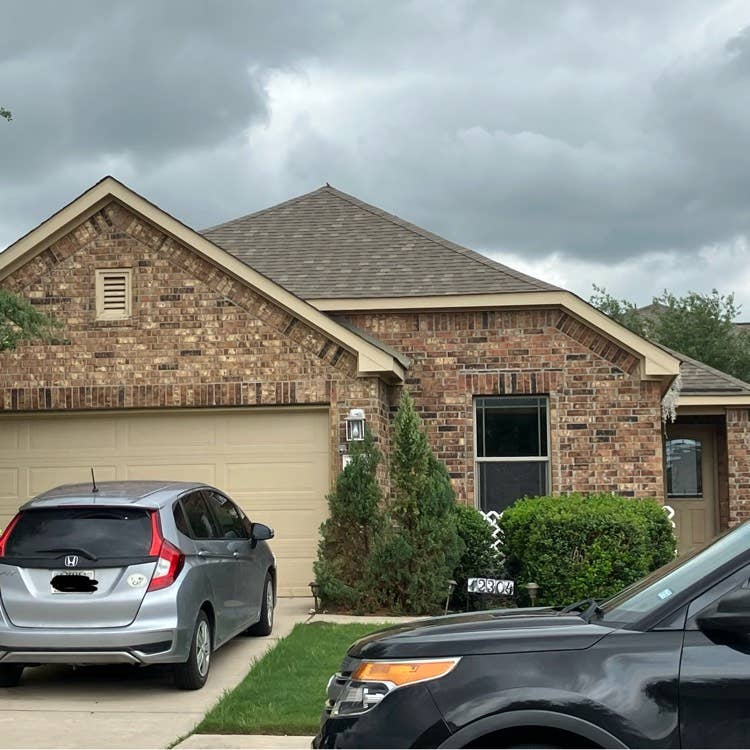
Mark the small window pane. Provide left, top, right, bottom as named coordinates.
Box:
left=666, top=439, right=703, bottom=498
left=173, top=502, right=192, bottom=538
left=476, top=397, right=547, bottom=457
left=478, top=461, right=548, bottom=513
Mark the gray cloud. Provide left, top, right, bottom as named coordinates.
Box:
left=3, top=0, right=750, bottom=310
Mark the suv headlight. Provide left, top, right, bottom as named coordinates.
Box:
left=332, top=658, right=460, bottom=717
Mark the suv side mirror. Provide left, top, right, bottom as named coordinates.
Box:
left=251, top=522, right=274, bottom=542
left=696, top=588, right=750, bottom=636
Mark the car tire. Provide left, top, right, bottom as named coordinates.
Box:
left=174, top=611, right=212, bottom=690
left=0, top=665, right=23, bottom=687
left=246, top=572, right=274, bottom=636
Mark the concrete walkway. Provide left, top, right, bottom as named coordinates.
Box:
left=175, top=735, right=313, bottom=749
left=0, top=598, right=312, bottom=749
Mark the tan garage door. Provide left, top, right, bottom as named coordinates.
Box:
left=0, top=408, right=330, bottom=596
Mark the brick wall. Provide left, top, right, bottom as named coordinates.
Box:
left=727, top=408, right=750, bottom=524
left=343, top=309, right=665, bottom=504
left=0, top=202, right=390, bottom=482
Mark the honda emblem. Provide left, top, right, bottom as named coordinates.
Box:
left=64, top=555, right=79, bottom=568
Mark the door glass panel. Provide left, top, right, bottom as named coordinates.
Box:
left=666, top=439, right=703, bottom=497
left=205, top=492, right=247, bottom=539
left=181, top=491, right=218, bottom=539
left=478, top=461, right=548, bottom=513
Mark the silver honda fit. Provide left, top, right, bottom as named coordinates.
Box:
left=0, top=481, right=276, bottom=689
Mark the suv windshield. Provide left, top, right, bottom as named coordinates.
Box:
left=6, top=507, right=153, bottom=559
left=601, top=522, right=750, bottom=624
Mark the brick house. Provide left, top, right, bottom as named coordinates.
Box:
left=1, top=177, right=748, bottom=594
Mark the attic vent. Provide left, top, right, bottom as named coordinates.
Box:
left=95, top=269, right=132, bottom=321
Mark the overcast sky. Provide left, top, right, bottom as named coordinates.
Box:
left=3, top=1, right=750, bottom=314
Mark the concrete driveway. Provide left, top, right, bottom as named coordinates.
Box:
left=0, top=598, right=312, bottom=749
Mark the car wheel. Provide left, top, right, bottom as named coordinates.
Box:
left=246, top=572, right=274, bottom=636
left=174, top=610, right=212, bottom=690
left=0, top=665, right=23, bottom=687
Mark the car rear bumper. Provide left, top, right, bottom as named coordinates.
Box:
left=0, top=626, right=182, bottom=666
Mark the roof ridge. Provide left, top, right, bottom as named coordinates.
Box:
left=200, top=185, right=331, bottom=233
left=320, top=185, right=556, bottom=290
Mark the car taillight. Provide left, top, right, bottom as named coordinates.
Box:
left=0, top=514, right=21, bottom=557
left=147, top=512, right=185, bottom=592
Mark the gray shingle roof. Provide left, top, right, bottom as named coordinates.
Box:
left=659, top=345, right=750, bottom=395
left=201, top=186, right=558, bottom=299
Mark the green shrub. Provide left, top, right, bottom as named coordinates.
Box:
left=313, top=430, right=384, bottom=609
left=369, top=392, right=463, bottom=614
left=451, top=504, right=502, bottom=609
left=499, top=493, right=676, bottom=607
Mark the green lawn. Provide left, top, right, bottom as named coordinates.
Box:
left=196, top=621, right=393, bottom=736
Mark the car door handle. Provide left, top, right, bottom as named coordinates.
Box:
left=197, top=550, right=209, bottom=557
left=232, top=551, right=239, bottom=558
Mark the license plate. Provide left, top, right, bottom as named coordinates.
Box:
left=50, top=570, right=95, bottom=593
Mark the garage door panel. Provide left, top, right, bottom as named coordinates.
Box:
left=224, top=411, right=328, bottom=446
left=126, top=416, right=217, bottom=448
left=226, top=461, right=328, bottom=493
left=29, top=418, right=118, bottom=451
left=0, top=409, right=330, bottom=596
left=0, top=424, right=20, bottom=450
left=29, top=465, right=117, bottom=495
left=124, top=463, right=217, bottom=484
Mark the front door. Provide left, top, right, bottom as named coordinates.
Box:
left=666, top=426, right=717, bottom=556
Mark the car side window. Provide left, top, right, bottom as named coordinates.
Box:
left=686, top=563, right=750, bottom=629
left=205, top=491, right=248, bottom=540
left=173, top=501, right=192, bottom=538
left=181, top=491, right=219, bottom=540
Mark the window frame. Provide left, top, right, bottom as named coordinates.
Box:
left=473, top=395, right=552, bottom=511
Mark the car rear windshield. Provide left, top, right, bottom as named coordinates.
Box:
left=5, top=507, right=152, bottom=559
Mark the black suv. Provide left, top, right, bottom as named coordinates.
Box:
left=315, top=521, right=750, bottom=748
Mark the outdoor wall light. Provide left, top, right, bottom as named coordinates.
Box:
left=345, top=408, right=366, bottom=441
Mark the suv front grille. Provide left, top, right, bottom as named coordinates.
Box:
left=325, top=656, right=361, bottom=715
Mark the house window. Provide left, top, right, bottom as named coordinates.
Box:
left=666, top=438, right=702, bottom=497
left=95, top=268, right=132, bottom=320
left=475, top=396, right=549, bottom=513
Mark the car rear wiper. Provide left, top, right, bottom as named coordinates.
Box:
left=33, top=547, right=99, bottom=561
left=558, top=597, right=603, bottom=621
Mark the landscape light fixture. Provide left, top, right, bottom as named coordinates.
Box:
left=345, top=408, right=366, bottom=442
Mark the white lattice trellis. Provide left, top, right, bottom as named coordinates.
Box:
left=480, top=510, right=504, bottom=553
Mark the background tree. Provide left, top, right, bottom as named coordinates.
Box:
left=1, top=107, right=11, bottom=122
left=0, top=290, right=61, bottom=352
left=590, top=286, right=750, bottom=383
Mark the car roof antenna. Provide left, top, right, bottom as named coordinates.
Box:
left=90, top=467, right=99, bottom=494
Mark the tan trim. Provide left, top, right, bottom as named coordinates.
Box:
left=0, top=404, right=332, bottom=419
left=310, top=292, right=680, bottom=379
left=677, top=395, right=750, bottom=408
left=0, top=177, right=404, bottom=383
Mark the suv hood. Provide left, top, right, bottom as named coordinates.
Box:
left=349, top=607, right=614, bottom=659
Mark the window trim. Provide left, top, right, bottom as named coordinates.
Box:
left=95, top=267, right=132, bottom=321
left=473, top=395, right=552, bottom=511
